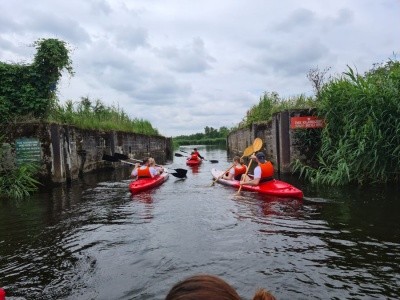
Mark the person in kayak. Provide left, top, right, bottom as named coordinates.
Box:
left=193, top=148, right=204, bottom=160
left=223, top=156, right=247, bottom=180
left=165, top=274, right=276, bottom=300
left=130, top=157, right=160, bottom=178
left=188, top=150, right=202, bottom=161
left=149, top=157, right=164, bottom=174
left=240, top=152, right=274, bottom=186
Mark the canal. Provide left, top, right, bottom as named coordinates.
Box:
left=0, top=146, right=399, bottom=299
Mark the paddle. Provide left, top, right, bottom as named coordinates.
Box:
left=102, top=154, right=187, bottom=178
left=210, top=145, right=254, bottom=186
left=236, top=138, right=263, bottom=194
left=113, top=153, right=188, bottom=177
left=176, top=151, right=218, bottom=163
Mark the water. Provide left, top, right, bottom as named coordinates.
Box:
left=0, top=146, right=399, bottom=299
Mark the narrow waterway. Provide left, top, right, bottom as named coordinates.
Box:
left=0, top=146, right=399, bottom=300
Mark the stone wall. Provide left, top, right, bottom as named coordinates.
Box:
left=1, top=122, right=172, bottom=184
left=227, top=109, right=318, bottom=174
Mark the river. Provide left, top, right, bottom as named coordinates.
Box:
left=0, top=146, right=399, bottom=300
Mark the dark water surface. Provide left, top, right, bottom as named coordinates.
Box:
left=1, top=146, right=399, bottom=300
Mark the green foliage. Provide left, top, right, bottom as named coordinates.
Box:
left=173, top=126, right=229, bottom=146
left=294, top=59, right=400, bottom=185
left=48, top=97, right=160, bottom=135
left=240, top=92, right=315, bottom=127
left=0, top=136, right=40, bottom=200
left=0, top=38, right=73, bottom=122
left=0, top=163, right=40, bottom=200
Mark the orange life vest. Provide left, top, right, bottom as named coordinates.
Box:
left=137, top=166, right=152, bottom=178
left=259, top=161, right=274, bottom=179
left=234, top=165, right=247, bottom=178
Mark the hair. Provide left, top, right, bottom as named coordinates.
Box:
left=165, top=274, right=276, bottom=300
left=148, top=157, right=156, bottom=166
left=142, top=157, right=149, bottom=164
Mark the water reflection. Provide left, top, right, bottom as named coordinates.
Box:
left=1, top=148, right=400, bottom=299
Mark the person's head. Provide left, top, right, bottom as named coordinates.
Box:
left=233, top=156, right=241, bottom=164
left=255, top=152, right=266, bottom=163
left=193, top=148, right=198, bottom=151
left=165, top=274, right=276, bottom=300
left=148, top=157, right=156, bottom=166
left=165, top=274, right=241, bottom=300
left=142, top=157, right=150, bottom=165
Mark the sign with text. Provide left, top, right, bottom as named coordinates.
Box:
left=290, top=116, right=324, bottom=129
left=16, top=138, right=42, bottom=165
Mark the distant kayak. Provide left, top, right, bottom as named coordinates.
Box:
left=186, top=158, right=202, bottom=166
left=211, top=168, right=303, bottom=199
left=129, top=172, right=169, bottom=194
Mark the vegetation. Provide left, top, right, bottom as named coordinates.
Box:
left=0, top=38, right=73, bottom=122
left=293, top=59, right=400, bottom=185
left=49, top=97, right=159, bottom=135
left=173, top=126, right=230, bottom=147
left=0, top=136, right=40, bottom=200
left=240, top=92, right=315, bottom=127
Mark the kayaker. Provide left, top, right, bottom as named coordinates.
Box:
left=130, top=157, right=159, bottom=178
left=240, top=152, right=274, bottom=186
left=165, top=274, right=276, bottom=300
left=193, top=148, right=204, bottom=160
left=223, top=156, right=247, bottom=180
left=188, top=151, right=202, bottom=161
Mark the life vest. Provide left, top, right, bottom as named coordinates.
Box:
left=259, top=161, right=274, bottom=179
left=190, top=153, right=199, bottom=160
left=137, top=166, right=152, bottom=178
left=233, top=165, right=247, bottom=179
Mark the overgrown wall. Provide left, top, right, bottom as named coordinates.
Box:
left=1, top=122, right=172, bottom=184
left=227, top=109, right=317, bottom=174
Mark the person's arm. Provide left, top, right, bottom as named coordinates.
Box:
left=240, top=177, right=260, bottom=186
left=240, top=166, right=261, bottom=186
left=223, top=168, right=235, bottom=180
left=130, top=163, right=140, bottom=178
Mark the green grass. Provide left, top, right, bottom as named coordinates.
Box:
left=48, top=97, right=160, bottom=135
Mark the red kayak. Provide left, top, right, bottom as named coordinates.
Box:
left=211, top=168, right=303, bottom=199
left=129, top=172, right=169, bottom=194
left=186, top=158, right=202, bottom=166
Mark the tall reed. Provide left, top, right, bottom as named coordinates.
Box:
left=294, top=60, right=400, bottom=185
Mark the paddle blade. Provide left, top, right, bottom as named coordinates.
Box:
left=102, top=154, right=119, bottom=162
left=114, top=153, right=129, bottom=160
left=252, top=138, right=263, bottom=152
left=170, top=172, right=187, bottom=179
left=209, top=160, right=219, bottom=163
left=174, top=153, right=184, bottom=157
left=173, top=168, right=188, bottom=176
left=242, top=145, right=254, bottom=157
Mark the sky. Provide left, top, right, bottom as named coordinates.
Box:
left=1, top=0, right=399, bottom=137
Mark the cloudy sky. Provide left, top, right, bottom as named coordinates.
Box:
left=1, top=0, right=399, bottom=136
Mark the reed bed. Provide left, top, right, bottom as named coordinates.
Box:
left=294, top=60, right=400, bottom=185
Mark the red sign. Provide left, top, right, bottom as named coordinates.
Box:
left=290, top=116, right=324, bottom=129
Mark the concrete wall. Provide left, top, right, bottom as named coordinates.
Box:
left=1, top=122, right=172, bottom=184
left=227, top=109, right=317, bottom=174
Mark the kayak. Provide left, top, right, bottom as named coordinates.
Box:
left=129, top=172, right=169, bottom=194
left=186, top=158, right=202, bottom=166
left=211, top=168, right=303, bottom=199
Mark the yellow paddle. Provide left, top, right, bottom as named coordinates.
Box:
left=211, top=145, right=254, bottom=186
left=236, top=138, right=263, bottom=194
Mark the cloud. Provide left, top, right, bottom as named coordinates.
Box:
left=0, top=0, right=399, bottom=136
left=156, top=37, right=216, bottom=73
